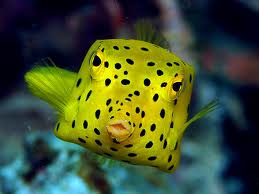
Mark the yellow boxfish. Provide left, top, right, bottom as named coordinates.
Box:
left=24, top=22, right=217, bottom=173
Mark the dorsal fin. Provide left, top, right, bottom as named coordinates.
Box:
left=134, top=19, right=171, bottom=50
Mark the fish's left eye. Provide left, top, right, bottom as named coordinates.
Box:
left=90, top=51, right=105, bottom=79
left=172, top=82, right=182, bottom=92
left=168, top=75, right=185, bottom=100
left=93, top=55, right=102, bottom=66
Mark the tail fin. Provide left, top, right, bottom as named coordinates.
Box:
left=24, top=58, right=77, bottom=115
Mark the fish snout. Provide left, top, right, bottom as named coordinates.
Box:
left=106, top=119, right=134, bottom=142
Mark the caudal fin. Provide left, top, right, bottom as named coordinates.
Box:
left=24, top=58, right=77, bottom=115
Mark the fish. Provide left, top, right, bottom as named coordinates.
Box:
left=24, top=21, right=217, bottom=173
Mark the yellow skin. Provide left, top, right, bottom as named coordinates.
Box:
left=25, top=39, right=216, bottom=173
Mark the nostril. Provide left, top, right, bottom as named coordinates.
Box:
left=106, top=120, right=134, bottom=142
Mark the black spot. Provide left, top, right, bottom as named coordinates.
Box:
left=116, top=100, right=119, bottom=104
left=121, top=79, right=130, bottom=85
left=187, top=104, right=190, bottom=113
left=168, top=155, right=172, bottom=162
left=94, top=128, right=100, bottom=135
left=125, top=98, right=131, bottom=101
left=105, top=78, right=111, bottom=86
left=104, top=61, right=109, bottom=68
left=167, top=62, right=172, bottom=67
left=141, top=47, right=149, bottom=51
left=160, top=134, right=164, bottom=141
left=125, top=144, right=133, bottom=148
left=56, top=123, right=60, bottom=131
left=78, top=137, right=86, bottom=143
left=114, top=75, right=118, bottom=79
left=163, top=139, right=167, bottom=149
left=134, top=90, right=140, bottom=96
left=170, top=121, right=174, bottom=128
left=174, top=99, right=178, bottom=105
left=72, top=120, right=75, bottom=128
left=101, top=48, right=104, bottom=52
left=113, top=46, right=119, bottom=50
left=168, top=164, right=174, bottom=170
left=141, top=111, right=145, bottom=118
left=189, top=74, right=192, bottom=83
left=157, top=70, right=163, bottom=76
left=104, top=153, right=112, bottom=157
left=110, top=147, right=118, bottom=151
left=76, top=78, right=82, bottom=87
left=95, top=139, right=102, bottom=146
left=174, top=141, right=178, bottom=150
left=150, top=124, right=156, bottom=131
left=108, top=106, right=113, bottom=112
left=126, top=58, right=134, bottom=65
left=95, top=109, right=101, bottom=119
left=83, top=120, right=88, bottom=129
left=133, top=123, right=136, bottom=127
left=124, top=71, right=128, bottom=75
left=145, top=141, right=153, bottom=148
left=128, top=94, right=133, bottom=97
left=128, top=153, right=137, bottom=157
left=153, top=93, right=159, bottom=102
left=77, top=96, right=81, bottom=101
left=174, top=62, right=180, bottom=66
left=110, top=116, right=114, bottom=119
left=140, top=129, right=146, bottom=137
left=85, top=90, right=92, bottom=101
left=135, top=107, right=140, bottom=113
left=117, top=108, right=121, bottom=111
left=172, top=82, right=182, bottom=92
left=128, top=121, right=131, bottom=125
left=126, top=112, right=130, bottom=116
left=124, top=46, right=130, bottom=49
left=115, top=63, right=121, bottom=69
left=161, top=82, right=167, bottom=87
left=113, top=139, right=120, bottom=144
left=148, top=156, right=157, bottom=161
left=144, top=78, right=151, bottom=86
left=93, top=55, right=101, bottom=66
left=106, top=99, right=112, bottom=106
left=139, top=123, right=142, bottom=128
left=160, top=109, right=165, bottom=118
left=147, top=62, right=155, bottom=66
left=120, top=102, right=123, bottom=106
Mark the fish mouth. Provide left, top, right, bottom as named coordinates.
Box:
left=106, top=119, right=134, bottom=142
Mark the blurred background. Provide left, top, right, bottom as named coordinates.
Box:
left=0, top=0, right=258, bottom=194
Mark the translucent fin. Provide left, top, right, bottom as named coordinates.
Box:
left=181, top=99, right=219, bottom=133
left=24, top=58, right=77, bottom=115
left=134, top=19, right=171, bottom=50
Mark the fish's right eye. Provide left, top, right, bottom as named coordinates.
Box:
left=93, top=55, right=102, bottom=66
left=90, top=51, right=105, bottom=80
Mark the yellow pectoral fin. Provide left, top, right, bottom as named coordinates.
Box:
left=180, top=99, right=219, bottom=134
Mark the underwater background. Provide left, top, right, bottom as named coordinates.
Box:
left=0, top=0, right=258, bottom=194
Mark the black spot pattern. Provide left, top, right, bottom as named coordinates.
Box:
left=124, top=71, right=128, bottom=75
left=104, top=61, right=109, bottom=68
left=153, top=94, right=159, bottom=102
left=114, top=75, right=118, bottom=79
left=56, top=123, right=60, bottom=131
left=128, top=153, right=137, bottom=157
left=126, top=58, right=134, bottom=65
left=163, top=139, right=167, bottom=149
left=157, top=70, right=163, bottom=76
left=168, top=165, right=174, bottom=171
left=105, top=79, right=111, bottom=86
left=115, top=63, right=121, bottom=69
left=101, top=48, right=104, bottom=52
left=76, top=78, right=82, bottom=87
left=168, top=155, right=172, bottom=162
left=167, top=62, right=172, bottom=67
left=85, top=90, right=92, bottom=101
left=150, top=124, right=156, bottom=131
left=148, top=156, right=157, bottom=161
left=77, top=96, right=81, bottom=101
left=83, top=120, right=88, bottom=129
left=144, top=78, right=151, bottom=86
left=95, top=109, right=101, bottom=119
left=93, top=55, right=101, bottom=66
left=174, top=141, right=178, bottom=150
left=108, top=106, right=113, bottom=112
left=72, top=120, right=75, bottom=128
left=160, top=134, right=164, bottom=141
left=135, top=107, right=140, bottom=113
left=140, top=129, right=146, bottom=137
left=161, top=82, right=167, bottom=87
left=94, top=128, right=100, bottom=135
left=141, top=47, right=149, bottom=51
left=189, top=74, right=192, bottom=83
left=126, top=112, right=130, bottom=116
left=125, top=144, right=133, bottom=148
left=145, top=141, right=153, bottom=148
left=174, top=62, right=180, bottom=66
left=170, top=121, right=174, bottom=128
left=174, top=99, right=177, bottom=105
left=121, top=79, right=130, bottom=85
left=160, top=109, right=165, bottom=118
left=113, top=46, right=119, bottom=50
left=124, top=46, right=130, bottom=49
left=128, top=94, right=133, bottom=97
left=139, top=123, right=142, bottom=128
left=95, top=139, right=102, bottom=146
left=174, top=73, right=178, bottom=77
left=106, top=99, right=111, bottom=106
left=141, top=111, right=145, bottom=118
left=78, top=138, right=86, bottom=143
left=134, top=90, right=140, bottom=96
left=125, top=98, right=131, bottom=101
left=147, top=62, right=155, bottom=66
left=110, top=147, right=118, bottom=151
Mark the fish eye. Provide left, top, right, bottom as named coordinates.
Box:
left=168, top=74, right=185, bottom=100
left=90, top=51, right=105, bottom=79
left=93, top=55, right=102, bottom=66
left=172, top=82, right=182, bottom=92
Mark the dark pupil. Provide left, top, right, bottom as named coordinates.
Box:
left=93, top=55, right=101, bottom=66
left=172, top=82, right=182, bottom=92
